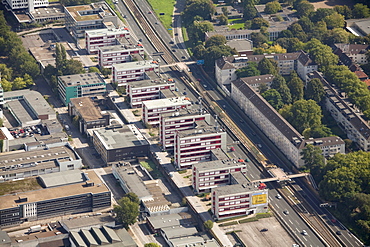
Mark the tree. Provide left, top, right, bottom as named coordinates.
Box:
left=250, top=32, right=268, bottom=47
left=324, top=28, right=353, bottom=45
left=258, top=58, right=278, bottom=75
left=304, top=39, right=338, bottom=70
left=288, top=23, right=308, bottom=42
left=101, top=67, right=112, bottom=78
left=304, top=78, right=324, bottom=103
left=264, top=1, right=282, bottom=14
left=271, top=75, right=292, bottom=104
left=144, top=244, right=161, bottom=247
left=183, top=0, right=216, bottom=24
left=243, top=4, right=257, bottom=20
left=193, top=44, right=206, bottom=59
left=187, top=21, right=214, bottom=45
left=251, top=18, right=269, bottom=30
left=64, top=60, right=85, bottom=75
left=309, top=8, right=335, bottom=23
left=205, top=35, right=227, bottom=48
left=1, top=78, right=12, bottom=91
left=295, top=0, right=314, bottom=17
left=261, top=89, right=284, bottom=110
left=275, top=37, right=304, bottom=53
left=203, top=220, right=214, bottom=231
left=298, top=16, right=314, bottom=33
left=88, top=67, right=100, bottom=73
left=258, top=83, right=268, bottom=94
left=12, top=77, right=26, bottom=90
left=0, top=64, right=13, bottom=80
left=236, top=62, right=260, bottom=78
left=323, top=12, right=345, bottom=29
left=124, top=192, right=140, bottom=204
left=334, top=5, right=352, bottom=19
left=279, top=99, right=323, bottom=133
left=352, top=3, right=370, bottom=19
left=287, top=75, right=304, bottom=102
left=222, top=6, right=228, bottom=16
left=217, top=14, right=228, bottom=25
left=23, top=73, right=34, bottom=88
left=301, top=144, right=325, bottom=183
left=113, top=194, right=140, bottom=229
left=309, top=21, right=328, bottom=41
left=265, top=44, right=286, bottom=54
left=204, top=45, right=237, bottom=70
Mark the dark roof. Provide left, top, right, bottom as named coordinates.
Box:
left=334, top=43, right=369, bottom=55
left=297, top=50, right=315, bottom=66
left=240, top=74, right=274, bottom=85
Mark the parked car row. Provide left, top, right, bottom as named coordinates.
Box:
left=10, top=125, right=45, bottom=138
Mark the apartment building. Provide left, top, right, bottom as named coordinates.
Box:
left=310, top=71, right=370, bottom=151
left=58, top=73, right=106, bottom=106
left=112, top=60, right=159, bottom=87
left=142, top=98, right=192, bottom=126
left=85, top=28, right=130, bottom=54
left=98, top=43, right=144, bottom=68
left=174, top=121, right=227, bottom=169
left=215, top=51, right=317, bottom=86
left=192, top=160, right=248, bottom=193
left=127, top=79, right=175, bottom=108
left=211, top=179, right=268, bottom=220
left=93, top=125, right=149, bottom=164
left=334, top=43, right=369, bottom=65
left=160, top=108, right=211, bottom=151
left=231, top=79, right=345, bottom=167
left=64, top=2, right=118, bottom=39
left=237, top=74, right=274, bottom=93
left=68, top=97, right=110, bottom=134
left=0, top=170, right=111, bottom=227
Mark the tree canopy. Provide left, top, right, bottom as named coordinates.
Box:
left=113, top=193, right=140, bottom=229
left=183, top=0, right=216, bottom=24
left=262, top=89, right=284, bottom=110
left=264, top=1, right=282, bottom=14
left=271, top=75, right=292, bottom=104
left=258, top=58, right=278, bottom=76
left=287, top=74, right=304, bottom=102
left=304, top=78, right=325, bottom=103
left=236, top=62, right=260, bottom=78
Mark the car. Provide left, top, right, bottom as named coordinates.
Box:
left=257, top=143, right=262, bottom=148
left=203, top=84, right=207, bottom=88
left=230, top=147, right=235, bottom=151
left=182, top=56, right=186, bottom=59
left=336, top=231, right=342, bottom=235
left=240, top=119, right=244, bottom=123
left=276, top=194, right=282, bottom=199
left=283, top=210, right=289, bottom=215
left=64, top=125, right=70, bottom=131
left=302, top=230, right=308, bottom=236
left=138, top=38, right=142, bottom=42
left=175, top=87, right=179, bottom=92
left=260, top=228, right=268, bottom=232
left=170, top=41, right=174, bottom=44
left=331, top=219, right=337, bottom=223
left=175, top=33, right=179, bottom=36
left=148, top=11, right=152, bottom=14
left=172, top=49, right=176, bottom=52
left=183, top=92, right=187, bottom=95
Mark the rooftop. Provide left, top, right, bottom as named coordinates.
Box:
left=128, top=78, right=174, bottom=88
left=93, top=125, right=149, bottom=150
left=99, top=43, right=144, bottom=53
left=334, top=43, right=369, bottom=55
left=213, top=181, right=266, bottom=196
left=170, top=237, right=219, bottom=247
left=29, top=3, right=65, bottom=19
left=61, top=214, right=115, bottom=230
left=39, top=170, right=88, bottom=188
left=226, top=39, right=253, bottom=52
left=142, top=97, right=191, bottom=110
left=193, top=160, right=247, bottom=172
left=65, top=2, right=115, bottom=22
left=240, top=74, right=274, bottom=85
left=161, top=226, right=198, bottom=239
left=58, top=73, right=106, bottom=87
left=162, top=107, right=209, bottom=119
left=177, top=120, right=223, bottom=138
left=112, top=60, right=158, bottom=70
left=70, top=97, right=103, bottom=122
left=85, top=28, right=129, bottom=37
left=0, top=170, right=109, bottom=210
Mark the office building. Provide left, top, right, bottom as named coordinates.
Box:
left=127, top=79, right=175, bottom=108
left=174, top=121, right=227, bottom=169
left=98, top=43, right=144, bottom=68
left=58, top=73, right=106, bottom=106
left=93, top=125, right=149, bottom=164
left=85, top=28, right=130, bottom=54
left=3, top=0, right=48, bottom=11
left=0, top=170, right=111, bottom=227
left=142, top=97, right=192, bottom=127
left=159, top=108, right=211, bottom=151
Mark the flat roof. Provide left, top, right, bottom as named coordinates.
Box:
left=161, top=226, right=198, bottom=239
left=143, top=180, right=170, bottom=213
left=70, top=97, right=103, bottom=122
left=213, top=182, right=266, bottom=196
left=113, top=60, right=158, bottom=70
left=129, top=78, right=173, bottom=88
left=0, top=170, right=109, bottom=210
left=29, top=4, right=65, bottom=19
left=171, top=237, right=219, bottom=247
left=177, top=120, right=222, bottom=138
left=58, top=73, right=106, bottom=87
left=99, top=44, right=143, bottom=53
left=94, top=125, right=149, bottom=150
left=194, top=160, right=247, bottom=172
left=39, top=170, right=87, bottom=188
left=65, top=2, right=115, bottom=22
left=4, top=89, right=55, bottom=120
left=147, top=212, right=194, bottom=230
left=62, top=214, right=115, bottom=230
left=143, top=97, right=191, bottom=109
left=85, top=28, right=129, bottom=37
left=226, top=39, right=253, bottom=52
left=231, top=172, right=250, bottom=184
left=162, top=108, right=209, bottom=119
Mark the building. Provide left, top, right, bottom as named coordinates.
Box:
left=98, top=42, right=145, bottom=68
left=231, top=78, right=345, bottom=167
left=68, top=97, right=110, bottom=134
left=192, top=159, right=248, bottom=193
left=3, top=0, right=48, bottom=11
left=112, top=60, right=160, bottom=87
left=159, top=108, right=211, bottom=151
left=127, top=79, right=175, bottom=108
left=237, top=74, right=274, bottom=92
left=310, top=71, right=370, bottom=151
left=0, top=144, right=82, bottom=182
left=346, top=17, right=370, bottom=37
left=226, top=39, right=253, bottom=55
left=3, top=90, right=56, bottom=127
left=0, top=170, right=111, bottom=227
left=215, top=51, right=317, bottom=87
left=174, top=121, right=227, bottom=169
left=334, top=43, right=369, bottom=65
left=142, top=97, right=192, bottom=126
left=85, top=28, right=131, bottom=54
left=64, top=2, right=118, bottom=39
left=211, top=179, right=268, bottom=220
left=93, top=125, right=149, bottom=164
left=58, top=73, right=106, bottom=106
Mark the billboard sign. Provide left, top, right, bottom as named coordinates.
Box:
left=251, top=192, right=268, bottom=206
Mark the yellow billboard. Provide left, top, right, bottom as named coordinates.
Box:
left=252, top=193, right=267, bottom=205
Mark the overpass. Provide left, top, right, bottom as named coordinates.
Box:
left=252, top=168, right=310, bottom=183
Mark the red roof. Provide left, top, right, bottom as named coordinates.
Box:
left=354, top=70, right=368, bottom=80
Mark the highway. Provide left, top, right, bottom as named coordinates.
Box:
left=114, top=0, right=364, bottom=246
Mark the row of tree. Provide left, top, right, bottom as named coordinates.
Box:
left=0, top=11, right=40, bottom=91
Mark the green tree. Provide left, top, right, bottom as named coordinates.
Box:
left=243, top=4, right=257, bottom=20
left=183, top=0, right=216, bottom=24
left=264, top=1, right=282, bottom=14
left=309, top=8, right=335, bottom=22
left=113, top=194, right=140, bottom=229
left=298, top=16, right=314, bottom=33
left=301, top=144, right=325, bottom=183
left=334, top=5, right=352, bottom=19
left=323, top=12, right=345, bottom=29
left=250, top=32, right=268, bottom=47
left=1, top=78, right=12, bottom=91
left=23, top=73, right=34, bottom=87
left=124, top=192, right=140, bottom=204
left=304, top=78, right=324, bottom=103
left=288, top=23, right=308, bottom=42
left=188, top=21, right=214, bottom=45
left=271, top=75, right=292, bottom=104
left=251, top=18, right=269, bottom=30
left=279, top=99, right=323, bottom=133
left=204, top=45, right=237, bottom=70
left=0, top=64, right=13, bottom=80
left=218, top=14, right=228, bottom=25
left=193, top=44, right=206, bottom=59
left=235, top=62, right=260, bottom=78
left=258, top=83, right=268, bottom=94
left=144, top=244, right=161, bottom=247
left=258, top=58, right=278, bottom=75
left=275, top=37, right=304, bottom=53
left=304, top=39, right=338, bottom=70
left=352, top=3, right=370, bottom=19
left=324, top=28, right=353, bottom=45
left=203, top=220, right=214, bottom=231
left=261, top=89, right=284, bottom=110
left=88, top=67, right=100, bottom=73
left=309, top=21, right=328, bottom=41
left=295, top=0, right=314, bottom=17
left=101, top=67, right=112, bottom=77
left=64, top=60, right=85, bottom=75
left=12, top=77, right=26, bottom=90
left=205, top=35, right=227, bottom=48
left=287, top=75, right=304, bottom=102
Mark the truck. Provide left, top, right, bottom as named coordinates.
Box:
left=28, top=225, right=42, bottom=233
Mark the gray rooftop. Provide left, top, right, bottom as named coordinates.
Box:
left=70, top=231, right=87, bottom=247
left=113, top=60, right=158, bottom=70
left=129, top=78, right=174, bottom=88
left=85, top=28, right=130, bottom=37
left=99, top=43, right=144, bottom=53
left=299, top=136, right=345, bottom=150
left=210, top=148, right=230, bottom=161
left=226, top=39, right=253, bottom=52
left=170, top=237, right=219, bottom=247
left=39, top=170, right=88, bottom=188
left=240, top=74, right=274, bottom=85
left=70, top=97, right=103, bottom=122
left=193, top=160, right=247, bottom=172
left=212, top=182, right=265, bottom=196
left=177, top=120, right=223, bottom=138
left=142, top=97, right=191, bottom=109
left=58, top=73, right=106, bottom=87
left=162, top=107, right=209, bottom=119
left=147, top=214, right=183, bottom=229
left=231, top=172, right=250, bottom=185
left=161, top=226, right=198, bottom=239
left=62, top=214, right=115, bottom=231
left=94, top=125, right=149, bottom=150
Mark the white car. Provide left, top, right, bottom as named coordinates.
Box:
left=302, top=230, right=308, bottom=236
left=64, top=125, right=70, bottom=131
left=276, top=194, right=282, bottom=199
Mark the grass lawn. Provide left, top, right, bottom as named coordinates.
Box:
left=228, top=18, right=244, bottom=30
left=147, top=0, right=175, bottom=34
left=0, top=178, right=42, bottom=196
left=140, top=160, right=162, bottom=179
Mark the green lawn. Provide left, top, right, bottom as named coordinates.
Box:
left=0, top=178, right=42, bottom=196
left=140, top=160, right=162, bottom=179
left=147, top=0, right=176, bottom=34
left=228, top=18, right=244, bottom=30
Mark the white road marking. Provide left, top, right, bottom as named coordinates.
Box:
left=289, top=219, right=293, bottom=225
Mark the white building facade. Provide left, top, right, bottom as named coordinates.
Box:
left=85, top=28, right=130, bottom=54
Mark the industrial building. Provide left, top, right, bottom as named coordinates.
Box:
left=58, top=73, right=107, bottom=106
left=142, top=97, right=192, bottom=127
left=0, top=170, right=111, bottom=227
left=159, top=108, right=211, bottom=151
left=174, top=121, right=227, bottom=169
left=93, top=125, right=149, bottom=164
